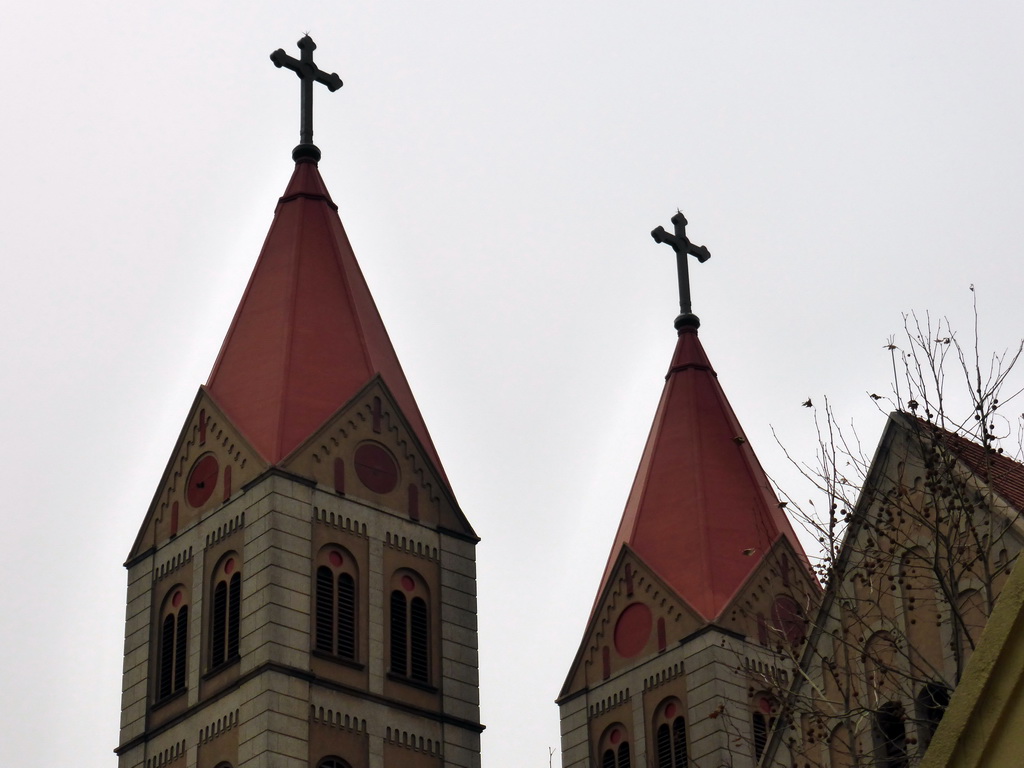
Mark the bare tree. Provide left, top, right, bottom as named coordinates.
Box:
left=748, top=303, right=1024, bottom=768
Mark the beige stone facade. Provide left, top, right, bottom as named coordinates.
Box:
left=775, top=414, right=1024, bottom=768
left=117, top=387, right=481, bottom=768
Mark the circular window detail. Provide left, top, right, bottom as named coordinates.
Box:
left=614, top=602, right=653, bottom=658
left=186, top=454, right=219, bottom=508
left=354, top=443, right=399, bottom=494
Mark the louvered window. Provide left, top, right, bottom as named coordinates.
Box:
left=316, top=567, right=335, bottom=652
left=390, top=577, right=430, bottom=683
left=314, top=551, right=358, bottom=661
left=211, top=581, right=227, bottom=666
left=599, top=742, right=632, bottom=768
left=753, top=713, right=767, bottom=760
left=159, top=614, right=175, bottom=699
left=227, top=574, right=240, bottom=659
left=410, top=597, right=429, bottom=682
left=337, top=573, right=356, bottom=659
left=158, top=598, right=188, bottom=701
left=753, top=712, right=777, bottom=761
left=390, top=590, right=408, bottom=676
left=210, top=560, right=241, bottom=669
left=672, top=717, right=688, bottom=767
left=174, top=606, right=188, bottom=690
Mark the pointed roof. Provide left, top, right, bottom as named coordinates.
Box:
left=206, top=158, right=448, bottom=479
left=595, top=325, right=809, bottom=621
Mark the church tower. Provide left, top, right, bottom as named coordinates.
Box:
left=558, top=213, right=820, bottom=768
left=115, top=37, right=481, bottom=768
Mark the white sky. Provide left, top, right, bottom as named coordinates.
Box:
left=3, top=3, right=1024, bottom=767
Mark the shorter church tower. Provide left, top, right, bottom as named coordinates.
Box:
left=558, top=214, right=820, bottom=768
left=115, top=38, right=482, bottom=768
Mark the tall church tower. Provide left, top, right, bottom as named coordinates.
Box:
left=115, top=37, right=481, bottom=768
left=558, top=214, right=819, bottom=768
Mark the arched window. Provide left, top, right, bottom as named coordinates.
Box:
left=751, top=693, right=779, bottom=762
left=314, top=546, right=358, bottom=661
left=157, top=587, right=189, bottom=700
left=389, top=570, right=429, bottom=683
left=599, top=724, right=631, bottom=768
left=210, top=554, right=241, bottom=669
left=873, top=701, right=908, bottom=768
left=654, top=697, right=688, bottom=768
left=317, top=758, right=351, bottom=768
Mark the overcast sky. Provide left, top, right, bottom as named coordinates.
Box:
left=3, top=3, right=1024, bottom=767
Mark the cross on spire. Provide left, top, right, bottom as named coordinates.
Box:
left=271, top=35, right=343, bottom=162
left=651, top=212, right=711, bottom=331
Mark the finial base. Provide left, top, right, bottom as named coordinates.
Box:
left=674, top=313, right=701, bottom=332
left=292, top=143, right=322, bottom=162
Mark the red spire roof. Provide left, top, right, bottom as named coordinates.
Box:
left=206, top=159, right=446, bottom=476
left=597, top=325, right=808, bottom=620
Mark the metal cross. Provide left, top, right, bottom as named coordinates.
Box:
left=651, top=212, right=711, bottom=330
left=271, top=35, right=343, bottom=161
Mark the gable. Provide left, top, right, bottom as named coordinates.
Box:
left=717, top=534, right=822, bottom=652
left=282, top=376, right=476, bottom=540
left=127, top=388, right=268, bottom=562
left=559, top=546, right=705, bottom=701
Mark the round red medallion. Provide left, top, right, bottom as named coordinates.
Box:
left=354, top=443, right=399, bottom=494
left=614, top=602, right=653, bottom=658
left=186, top=454, right=219, bottom=508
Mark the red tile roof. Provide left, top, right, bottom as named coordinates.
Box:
left=206, top=159, right=447, bottom=481
left=595, top=326, right=810, bottom=621
left=914, top=417, right=1024, bottom=512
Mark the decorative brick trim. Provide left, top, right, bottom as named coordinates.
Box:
left=205, top=512, right=245, bottom=550
left=154, top=546, right=193, bottom=582
left=384, top=726, right=443, bottom=757
left=313, top=506, right=367, bottom=537
left=643, top=661, right=685, bottom=692
left=589, top=687, right=630, bottom=717
left=197, top=709, right=239, bottom=745
left=310, top=704, right=367, bottom=734
left=145, top=739, right=186, bottom=768
left=385, top=532, right=438, bottom=561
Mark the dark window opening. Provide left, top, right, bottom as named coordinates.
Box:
left=753, top=712, right=776, bottom=761
left=656, top=719, right=688, bottom=768
left=210, top=569, right=240, bottom=669
left=672, top=718, right=688, bottom=767
left=874, top=701, right=908, bottom=768
left=173, top=606, right=188, bottom=691
left=410, top=597, right=429, bottom=682
left=158, top=603, right=188, bottom=700
left=390, top=590, right=408, bottom=677
left=916, top=683, right=950, bottom=748
left=316, top=566, right=334, bottom=652
left=617, top=741, right=631, bottom=768
left=337, top=572, right=356, bottom=659
left=316, top=560, right=357, bottom=661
